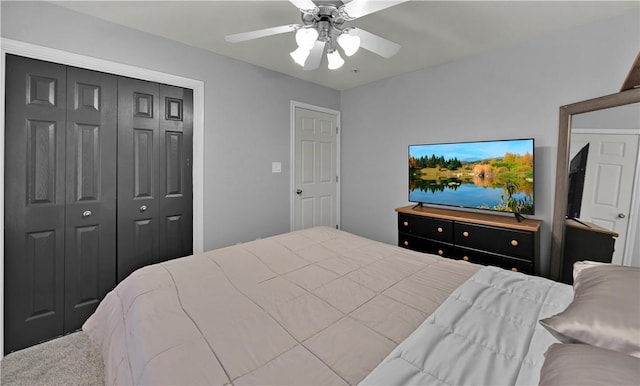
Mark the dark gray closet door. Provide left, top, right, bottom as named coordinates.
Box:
left=63, top=66, right=117, bottom=332
left=4, top=56, right=118, bottom=353
left=4, top=55, right=67, bottom=353
left=116, top=79, right=193, bottom=282
left=159, top=85, right=193, bottom=262
left=5, top=57, right=193, bottom=352
left=117, top=78, right=161, bottom=282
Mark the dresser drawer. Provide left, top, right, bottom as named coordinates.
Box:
left=398, top=214, right=453, bottom=243
left=454, top=222, right=534, bottom=260
left=396, top=206, right=541, bottom=276
left=455, top=248, right=534, bottom=274
left=398, top=234, right=453, bottom=258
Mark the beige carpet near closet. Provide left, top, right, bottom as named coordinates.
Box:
left=0, top=332, right=103, bottom=385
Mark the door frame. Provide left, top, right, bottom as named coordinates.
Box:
left=0, top=38, right=205, bottom=356
left=289, top=101, right=341, bottom=231
left=571, top=128, right=640, bottom=266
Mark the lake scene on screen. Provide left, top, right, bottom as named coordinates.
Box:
left=409, top=139, right=534, bottom=214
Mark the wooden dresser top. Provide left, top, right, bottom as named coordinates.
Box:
left=396, top=205, right=542, bottom=232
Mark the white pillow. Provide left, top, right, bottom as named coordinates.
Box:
left=540, top=264, right=640, bottom=357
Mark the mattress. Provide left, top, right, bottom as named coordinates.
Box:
left=83, top=226, right=481, bottom=385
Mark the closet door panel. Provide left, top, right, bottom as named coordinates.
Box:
left=5, top=57, right=194, bottom=353
left=4, top=55, right=66, bottom=353
left=117, top=78, right=160, bottom=282
left=159, top=85, right=193, bottom=261
left=64, top=67, right=117, bottom=332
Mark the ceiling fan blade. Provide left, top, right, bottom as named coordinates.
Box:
left=304, top=40, right=326, bottom=71
left=225, top=24, right=299, bottom=43
left=340, top=0, right=409, bottom=20
left=349, top=27, right=400, bottom=58
left=289, top=0, right=318, bottom=12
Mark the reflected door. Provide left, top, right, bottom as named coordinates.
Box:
left=571, top=133, right=639, bottom=263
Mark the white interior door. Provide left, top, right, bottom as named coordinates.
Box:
left=291, top=103, right=340, bottom=230
left=571, top=133, right=639, bottom=264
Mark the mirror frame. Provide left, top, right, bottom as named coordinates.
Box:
left=549, top=87, right=640, bottom=280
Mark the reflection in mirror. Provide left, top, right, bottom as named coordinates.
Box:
left=569, top=103, right=640, bottom=266
left=550, top=88, right=640, bottom=282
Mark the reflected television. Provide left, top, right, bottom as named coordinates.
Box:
left=409, top=138, right=535, bottom=215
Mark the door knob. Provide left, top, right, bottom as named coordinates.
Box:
left=296, top=189, right=303, bottom=195
left=617, top=213, right=626, bottom=219
left=140, top=205, right=148, bottom=212
left=82, top=210, right=92, bottom=217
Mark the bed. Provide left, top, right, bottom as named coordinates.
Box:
left=83, top=226, right=640, bottom=385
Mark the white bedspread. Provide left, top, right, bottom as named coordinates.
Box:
left=360, top=266, right=573, bottom=386
left=83, top=227, right=481, bottom=385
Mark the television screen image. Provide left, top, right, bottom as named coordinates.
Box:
left=409, top=138, right=535, bottom=215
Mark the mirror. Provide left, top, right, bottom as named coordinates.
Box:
left=549, top=88, right=640, bottom=281
left=569, top=104, right=640, bottom=264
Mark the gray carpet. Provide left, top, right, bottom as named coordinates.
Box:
left=1, top=331, right=104, bottom=385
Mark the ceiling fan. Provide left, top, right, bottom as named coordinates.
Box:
left=225, top=0, right=408, bottom=71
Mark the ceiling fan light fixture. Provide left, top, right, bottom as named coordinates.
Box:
left=225, top=0, right=405, bottom=72
left=290, top=46, right=311, bottom=66
left=295, top=27, right=319, bottom=50
left=337, top=32, right=360, bottom=57
left=327, top=49, right=344, bottom=70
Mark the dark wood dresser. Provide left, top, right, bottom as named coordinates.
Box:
left=561, top=219, right=618, bottom=284
left=396, top=206, right=542, bottom=275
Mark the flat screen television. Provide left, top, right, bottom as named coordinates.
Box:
left=409, top=138, right=535, bottom=215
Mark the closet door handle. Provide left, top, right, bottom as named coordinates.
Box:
left=140, top=205, right=148, bottom=212
left=82, top=210, right=92, bottom=217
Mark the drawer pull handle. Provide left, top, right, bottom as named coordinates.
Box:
left=403, top=241, right=409, bottom=246
left=82, top=210, right=92, bottom=217
left=403, top=221, right=409, bottom=227
left=510, top=239, right=519, bottom=247
left=511, top=268, right=518, bottom=272
left=437, top=249, right=444, bottom=256
left=463, top=256, right=469, bottom=261
left=437, top=227, right=443, bottom=233
left=463, top=231, right=469, bottom=237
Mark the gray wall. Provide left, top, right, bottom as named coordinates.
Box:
left=339, top=10, right=639, bottom=275
left=1, top=1, right=340, bottom=250
left=2, top=2, right=638, bottom=268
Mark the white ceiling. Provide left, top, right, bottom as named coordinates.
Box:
left=52, top=1, right=639, bottom=91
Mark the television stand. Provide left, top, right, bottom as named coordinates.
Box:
left=396, top=205, right=541, bottom=275
left=514, top=212, right=526, bottom=222
left=411, top=202, right=424, bottom=210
